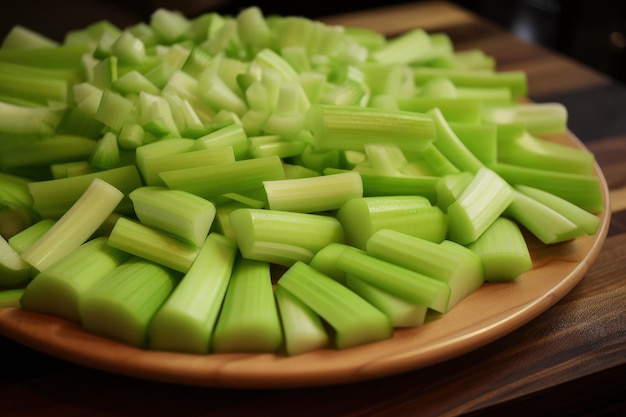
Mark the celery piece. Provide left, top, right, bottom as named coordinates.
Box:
left=450, top=122, right=498, bottom=166
left=283, top=162, right=321, bottom=179
left=149, top=233, right=238, bottom=353
left=79, top=257, right=180, bottom=347
left=107, top=217, right=200, bottom=273
left=0, top=68, right=69, bottom=105
left=492, top=162, right=605, bottom=214
left=56, top=106, right=106, bottom=139
left=112, top=70, right=160, bottom=95
left=138, top=91, right=180, bottom=137
left=91, top=56, right=118, bottom=89
left=274, top=285, right=329, bottom=355
left=0, top=235, right=31, bottom=287
left=446, top=167, right=514, bottom=245
left=278, top=261, right=392, bottom=349
left=236, top=6, right=273, bottom=57
left=308, top=242, right=352, bottom=284
left=193, top=123, right=250, bottom=160
left=504, top=189, right=584, bottom=244
left=308, top=104, right=436, bottom=152
left=89, top=132, right=120, bottom=170
left=335, top=246, right=451, bottom=314
left=0, top=172, right=33, bottom=209
left=515, top=184, right=601, bottom=235
left=366, top=229, right=484, bottom=310
left=467, top=217, right=532, bottom=282
left=482, top=102, right=567, bottom=135
left=21, top=178, right=124, bottom=272
left=110, top=31, right=148, bottom=65
left=2, top=25, right=59, bottom=49
left=212, top=258, right=283, bottom=353
left=129, top=186, right=216, bottom=247
left=229, top=208, right=345, bottom=267
left=135, top=137, right=196, bottom=184
left=20, top=237, right=131, bottom=322
left=418, top=143, right=462, bottom=176
left=435, top=171, right=473, bottom=213
left=95, top=89, right=134, bottom=132
left=0, top=289, right=24, bottom=308
left=50, top=161, right=93, bottom=179
left=250, top=137, right=307, bottom=159
left=160, top=155, right=285, bottom=199
left=150, top=9, right=191, bottom=44
left=397, top=97, right=482, bottom=124
left=264, top=171, right=362, bottom=213
left=413, top=68, right=527, bottom=98
left=497, top=131, right=596, bottom=176
left=0, top=101, right=64, bottom=136
left=428, top=108, right=484, bottom=174
left=28, top=165, right=142, bottom=219
left=335, top=196, right=446, bottom=250
left=8, top=219, right=55, bottom=254
left=356, top=171, right=439, bottom=203
left=346, top=275, right=428, bottom=328
left=197, top=72, right=247, bottom=116
left=0, top=44, right=90, bottom=69
left=0, top=135, right=97, bottom=172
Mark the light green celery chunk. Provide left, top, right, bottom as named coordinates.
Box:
left=91, top=56, right=118, bottom=89
left=449, top=122, right=498, bottom=166
left=229, top=208, right=344, bottom=267
left=446, top=167, right=514, bottom=245
left=418, top=143, right=461, bottom=176
left=274, top=285, right=330, bottom=356
left=504, top=189, right=584, bottom=244
left=0, top=44, right=91, bottom=69
left=373, top=28, right=432, bottom=64
left=355, top=171, right=439, bottom=203
left=110, top=31, right=148, bottom=65
left=236, top=6, right=273, bottom=56
left=160, top=155, right=285, bottom=199
left=95, top=89, right=134, bottom=132
left=150, top=9, right=191, bottom=44
left=497, top=132, right=595, bottom=175
left=79, top=257, right=180, bottom=348
left=197, top=72, right=247, bottom=116
left=108, top=217, right=200, bottom=273
left=8, top=219, right=55, bottom=254
left=138, top=91, right=180, bottom=137
left=282, top=163, right=321, bottom=179
left=0, top=135, right=97, bottom=172
left=336, top=196, right=446, bottom=250
left=366, top=229, right=484, bottom=311
left=50, top=161, right=93, bottom=179
left=413, top=68, right=527, bottom=98
left=89, top=132, right=120, bottom=170
left=309, top=104, right=436, bottom=152
left=0, top=289, right=24, bottom=308
left=0, top=198, right=34, bottom=241
left=212, top=258, right=283, bottom=353
left=396, top=97, right=482, bottom=124
left=492, top=162, right=604, bottom=214
left=428, top=108, right=484, bottom=174
left=2, top=25, right=59, bottom=49
left=129, top=186, right=216, bottom=247
left=0, top=102, right=63, bottom=136
left=249, top=137, right=307, bottom=159
left=212, top=200, right=255, bottom=241
left=308, top=242, right=352, bottom=284
left=193, top=122, right=249, bottom=160
left=19, top=237, right=131, bottom=322
left=346, top=274, right=428, bottom=328
left=515, top=184, right=601, bottom=235
left=21, top=178, right=124, bottom=272
left=335, top=246, right=451, bottom=314
left=467, top=217, right=532, bottom=282
left=264, top=171, right=362, bottom=213
left=0, top=172, right=33, bottom=209
left=0, top=235, right=31, bottom=287
left=0, top=67, right=69, bottom=105
left=149, top=233, right=238, bottom=353
left=278, top=261, right=392, bottom=349
left=28, top=165, right=142, bottom=219
left=112, top=70, right=160, bottom=95
left=135, top=137, right=196, bottom=183
left=435, top=171, right=473, bottom=213
left=482, top=102, right=567, bottom=135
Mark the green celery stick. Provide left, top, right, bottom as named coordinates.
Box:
left=278, top=261, right=393, bottom=349
left=467, top=217, right=532, bottom=282
left=229, top=208, right=345, bottom=267
left=336, top=195, right=446, bottom=250
left=2, top=25, right=59, bottom=49
left=274, top=285, right=330, bottom=356
left=413, top=67, right=527, bottom=98
left=366, top=229, right=484, bottom=311
left=95, top=89, right=134, bottom=132
left=346, top=274, right=428, bottom=328
left=308, top=242, right=352, bottom=284
left=107, top=217, right=200, bottom=273
left=79, top=257, right=181, bottom=348
left=129, top=186, right=216, bottom=247
left=503, top=188, right=584, bottom=244
left=0, top=235, right=31, bottom=287
left=353, top=171, right=439, bottom=203
left=449, top=122, right=498, bottom=166
left=21, top=178, right=124, bottom=272
left=515, top=184, right=601, bottom=235
left=334, top=246, right=451, bottom=314
left=482, top=102, right=567, bottom=135
left=8, top=219, right=55, bottom=254
left=150, top=9, right=191, bottom=44
left=193, top=122, right=249, bottom=160
left=418, top=143, right=462, bottom=176
left=446, top=167, right=514, bottom=245
left=0, top=135, right=97, bottom=172
left=212, top=258, right=283, bottom=353
left=89, top=132, right=120, bottom=170
left=263, top=171, right=362, bottom=213
left=308, top=104, right=436, bottom=152
left=149, top=232, right=238, bottom=353
left=397, top=97, right=483, bottom=124
left=435, top=171, right=473, bottom=213
left=20, top=237, right=131, bottom=322
left=135, top=137, right=196, bottom=184
left=0, top=289, right=24, bottom=308
left=160, top=155, right=285, bottom=199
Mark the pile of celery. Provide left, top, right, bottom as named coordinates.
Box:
left=0, top=7, right=604, bottom=355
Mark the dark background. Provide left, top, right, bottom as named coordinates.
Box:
left=1, top=0, right=625, bottom=84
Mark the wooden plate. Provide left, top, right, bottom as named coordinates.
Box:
left=0, top=131, right=611, bottom=389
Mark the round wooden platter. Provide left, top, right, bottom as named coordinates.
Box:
left=0, top=131, right=611, bottom=389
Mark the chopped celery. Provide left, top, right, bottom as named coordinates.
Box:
left=336, top=196, right=446, bottom=250
left=334, top=246, right=451, bottom=314
left=21, top=178, right=124, bottom=272
left=108, top=217, right=200, bottom=273
left=0, top=289, right=24, bottom=308
left=366, top=229, right=484, bottom=311
left=129, top=186, right=216, bottom=247
left=79, top=257, right=180, bottom=348
left=467, top=217, right=532, bottom=282
left=0, top=235, right=31, bottom=287
left=277, top=261, right=393, bottom=349
left=229, top=208, right=344, bottom=267
left=482, top=102, right=567, bottom=135
left=212, top=258, right=283, bottom=353
left=308, top=242, right=352, bottom=284
left=149, top=233, right=238, bottom=353
left=8, top=219, right=55, bottom=254
left=20, top=237, right=131, bottom=322
left=263, top=171, right=362, bottom=213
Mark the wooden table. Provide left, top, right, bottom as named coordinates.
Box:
left=2, top=1, right=625, bottom=415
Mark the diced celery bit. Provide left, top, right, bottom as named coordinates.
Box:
left=0, top=235, right=31, bottom=287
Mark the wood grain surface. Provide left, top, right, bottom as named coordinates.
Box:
left=1, top=1, right=626, bottom=416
